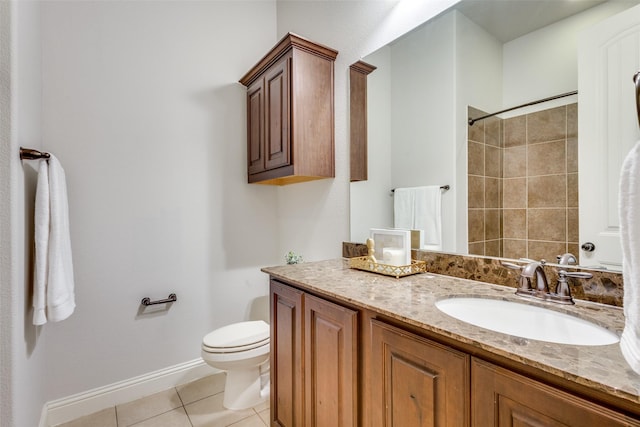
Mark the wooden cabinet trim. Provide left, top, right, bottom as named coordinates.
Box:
left=239, top=32, right=338, bottom=87
left=349, top=60, right=376, bottom=182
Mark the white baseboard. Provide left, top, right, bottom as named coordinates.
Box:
left=42, top=358, right=219, bottom=427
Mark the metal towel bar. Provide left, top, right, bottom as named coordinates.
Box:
left=20, top=147, right=51, bottom=160
left=141, top=293, right=177, bottom=306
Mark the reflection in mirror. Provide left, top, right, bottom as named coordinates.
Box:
left=350, top=0, right=639, bottom=271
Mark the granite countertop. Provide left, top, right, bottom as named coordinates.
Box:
left=262, top=258, right=640, bottom=408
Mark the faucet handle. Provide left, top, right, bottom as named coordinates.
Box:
left=553, top=270, right=593, bottom=304
left=501, top=261, right=523, bottom=270
left=501, top=262, right=534, bottom=292
left=561, top=270, right=593, bottom=280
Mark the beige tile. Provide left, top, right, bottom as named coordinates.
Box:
left=528, top=175, right=566, bottom=208
left=568, top=208, right=579, bottom=243
left=567, top=102, right=578, bottom=140
left=468, top=241, right=485, bottom=256
left=567, top=173, right=579, bottom=208
left=485, top=177, right=501, bottom=209
left=485, top=116, right=502, bottom=147
left=528, top=140, right=566, bottom=176
left=116, top=388, right=182, bottom=427
left=468, top=209, right=485, bottom=243
left=503, top=209, right=526, bottom=239
left=185, top=393, right=254, bottom=427
left=468, top=141, right=485, bottom=176
left=503, top=146, right=526, bottom=178
left=130, top=407, right=191, bottom=427
left=528, top=209, right=566, bottom=242
left=503, top=239, right=527, bottom=260
left=485, top=145, right=502, bottom=178
left=527, top=106, right=566, bottom=144
left=504, top=115, right=526, bottom=148
left=567, top=136, right=578, bottom=173
left=503, top=178, right=526, bottom=209
left=177, top=373, right=226, bottom=405
left=485, top=209, right=501, bottom=240
left=528, top=240, right=567, bottom=263
left=468, top=176, right=484, bottom=209
left=256, top=408, right=270, bottom=426
left=56, top=407, right=117, bottom=427
left=251, top=399, right=269, bottom=414
left=485, top=239, right=502, bottom=257
left=228, top=414, right=267, bottom=427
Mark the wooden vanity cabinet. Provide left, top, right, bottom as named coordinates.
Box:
left=269, top=278, right=639, bottom=427
left=270, top=280, right=358, bottom=427
left=472, top=358, right=640, bottom=427
left=240, top=33, right=338, bottom=186
left=369, top=319, right=470, bottom=426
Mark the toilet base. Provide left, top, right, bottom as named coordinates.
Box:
left=223, top=366, right=267, bottom=410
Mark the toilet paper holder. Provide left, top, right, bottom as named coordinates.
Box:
left=141, top=293, right=177, bottom=306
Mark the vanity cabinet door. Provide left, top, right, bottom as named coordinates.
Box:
left=270, top=280, right=304, bottom=427
left=369, top=319, right=470, bottom=427
left=472, top=358, right=640, bottom=427
left=304, top=294, right=358, bottom=427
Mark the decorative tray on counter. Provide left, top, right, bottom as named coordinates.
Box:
left=349, top=256, right=427, bottom=278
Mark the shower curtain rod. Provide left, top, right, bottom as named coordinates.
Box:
left=468, top=90, right=578, bottom=126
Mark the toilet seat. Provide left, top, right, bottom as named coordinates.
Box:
left=202, top=320, right=270, bottom=354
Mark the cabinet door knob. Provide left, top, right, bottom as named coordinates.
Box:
left=581, top=242, right=596, bottom=252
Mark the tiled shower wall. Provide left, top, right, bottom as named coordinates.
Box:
left=467, top=103, right=579, bottom=261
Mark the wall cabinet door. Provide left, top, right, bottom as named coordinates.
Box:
left=471, top=358, right=640, bottom=427
left=304, top=294, right=358, bottom=427
left=369, top=319, right=470, bottom=427
left=264, top=54, right=291, bottom=172
left=246, top=77, right=265, bottom=175
left=270, top=280, right=304, bottom=427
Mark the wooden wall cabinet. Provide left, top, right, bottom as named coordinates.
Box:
left=270, top=280, right=358, bottom=427
left=349, top=61, right=376, bottom=182
left=240, top=33, right=338, bottom=186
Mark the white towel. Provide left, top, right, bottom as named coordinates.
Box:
left=393, top=186, right=442, bottom=250
left=619, top=140, right=640, bottom=374
left=33, top=155, right=75, bottom=325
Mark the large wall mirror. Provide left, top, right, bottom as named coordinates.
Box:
left=350, top=0, right=640, bottom=271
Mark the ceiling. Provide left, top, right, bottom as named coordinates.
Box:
left=455, top=0, right=608, bottom=43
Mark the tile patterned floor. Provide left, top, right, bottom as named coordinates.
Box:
left=55, top=374, right=269, bottom=427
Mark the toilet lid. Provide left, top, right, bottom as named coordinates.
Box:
left=202, top=320, right=270, bottom=349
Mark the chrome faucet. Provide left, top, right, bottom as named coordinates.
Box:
left=501, top=260, right=593, bottom=305
left=519, top=261, right=549, bottom=297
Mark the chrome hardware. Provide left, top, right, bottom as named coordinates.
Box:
left=556, top=253, right=577, bottom=265
left=516, top=261, right=549, bottom=299
left=581, top=242, right=596, bottom=252
left=19, top=147, right=50, bottom=160
left=141, top=293, right=177, bottom=306
left=502, top=260, right=592, bottom=305
left=551, top=270, right=593, bottom=305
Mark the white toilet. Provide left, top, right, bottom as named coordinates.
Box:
left=201, top=320, right=270, bottom=410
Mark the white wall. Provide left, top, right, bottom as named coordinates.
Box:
left=502, top=1, right=636, bottom=117
left=276, top=0, right=458, bottom=257
left=2, top=1, right=462, bottom=425
left=5, top=2, right=280, bottom=425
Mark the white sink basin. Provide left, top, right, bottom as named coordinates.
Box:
left=435, top=297, right=619, bottom=346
